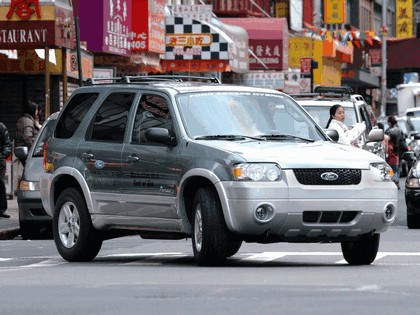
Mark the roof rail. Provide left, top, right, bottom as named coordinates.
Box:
left=314, top=86, right=353, bottom=95
left=84, top=77, right=124, bottom=85
left=84, top=75, right=221, bottom=85
left=121, top=75, right=221, bottom=84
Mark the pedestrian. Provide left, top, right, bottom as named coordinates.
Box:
left=0, top=121, right=12, bottom=218
left=326, top=104, right=366, bottom=146
left=14, top=100, right=42, bottom=165
left=387, top=132, right=400, bottom=189
left=385, top=115, right=407, bottom=179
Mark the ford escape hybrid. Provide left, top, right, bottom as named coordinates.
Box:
left=40, top=75, right=398, bottom=266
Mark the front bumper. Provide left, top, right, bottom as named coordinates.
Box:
left=217, top=170, right=398, bottom=242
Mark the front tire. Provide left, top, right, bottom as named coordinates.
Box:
left=192, top=187, right=241, bottom=266
left=341, top=233, right=380, bottom=265
left=53, top=188, right=102, bottom=262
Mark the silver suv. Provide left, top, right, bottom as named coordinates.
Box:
left=293, top=86, right=386, bottom=160
left=40, top=76, right=397, bottom=266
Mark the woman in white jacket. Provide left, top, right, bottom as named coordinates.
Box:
left=326, top=104, right=366, bottom=147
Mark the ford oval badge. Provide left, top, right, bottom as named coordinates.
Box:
left=94, top=160, right=105, bottom=169
left=320, top=172, right=339, bottom=181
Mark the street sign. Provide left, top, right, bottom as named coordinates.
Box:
left=300, top=57, right=312, bottom=74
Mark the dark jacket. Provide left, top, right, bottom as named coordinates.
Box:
left=14, top=114, right=40, bottom=149
left=0, top=122, right=11, bottom=159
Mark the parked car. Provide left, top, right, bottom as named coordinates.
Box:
left=14, top=112, right=58, bottom=239
left=40, top=75, right=397, bottom=266
left=291, top=86, right=386, bottom=160
left=403, top=152, right=420, bottom=228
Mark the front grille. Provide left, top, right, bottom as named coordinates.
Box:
left=293, top=168, right=361, bottom=185
left=303, top=211, right=359, bottom=224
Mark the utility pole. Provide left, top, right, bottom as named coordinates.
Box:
left=380, top=0, right=387, bottom=118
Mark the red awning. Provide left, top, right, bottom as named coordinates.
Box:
left=387, top=37, right=420, bottom=70
left=220, top=18, right=287, bottom=40
left=220, top=18, right=288, bottom=70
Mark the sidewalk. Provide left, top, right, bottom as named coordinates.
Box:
left=0, top=197, right=20, bottom=240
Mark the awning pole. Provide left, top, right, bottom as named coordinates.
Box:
left=249, top=49, right=269, bottom=70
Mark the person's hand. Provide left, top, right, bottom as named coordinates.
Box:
left=34, top=115, right=41, bottom=129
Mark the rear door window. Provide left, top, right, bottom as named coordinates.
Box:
left=55, top=93, right=99, bottom=139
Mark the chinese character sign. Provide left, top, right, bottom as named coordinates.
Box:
left=103, top=0, right=131, bottom=56
left=6, top=0, right=41, bottom=20
left=324, top=0, right=345, bottom=24
left=396, top=0, right=413, bottom=38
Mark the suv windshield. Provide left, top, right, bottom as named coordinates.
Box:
left=176, top=92, right=326, bottom=141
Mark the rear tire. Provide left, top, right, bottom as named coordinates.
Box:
left=341, top=233, right=380, bottom=265
left=53, top=187, right=102, bottom=262
left=192, top=187, right=240, bottom=266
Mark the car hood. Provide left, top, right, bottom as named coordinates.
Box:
left=198, top=140, right=384, bottom=169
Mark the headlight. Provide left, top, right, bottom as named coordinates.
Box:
left=19, top=180, right=39, bottom=191
left=232, top=163, right=281, bottom=181
left=370, top=162, right=393, bottom=182
left=406, top=178, right=420, bottom=188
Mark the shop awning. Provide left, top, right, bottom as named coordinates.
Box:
left=220, top=18, right=289, bottom=70
left=387, top=37, right=420, bottom=70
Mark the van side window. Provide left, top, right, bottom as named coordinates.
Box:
left=90, top=93, right=135, bottom=143
left=131, top=94, right=172, bottom=144
left=55, top=93, right=99, bottom=139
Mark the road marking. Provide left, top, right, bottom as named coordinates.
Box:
left=1, top=252, right=420, bottom=269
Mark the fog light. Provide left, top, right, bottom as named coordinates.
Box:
left=254, top=204, right=274, bottom=223
left=384, top=204, right=395, bottom=222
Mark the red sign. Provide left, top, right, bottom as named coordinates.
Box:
left=6, top=0, right=41, bottom=20
left=300, top=57, right=312, bottom=74
left=249, top=39, right=283, bottom=70
left=0, top=21, right=55, bottom=49
left=131, top=0, right=165, bottom=54
left=369, top=49, right=381, bottom=66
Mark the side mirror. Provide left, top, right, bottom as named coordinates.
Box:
left=413, top=132, right=420, bottom=140
left=14, top=146, right=29, bottom=160
left=367, top=128, right=384, bottom=142
left=145, top=128, right=176, bottom=146
left=325, top=129, right=339, bottom=142
left=402, top=151, right=416, bottom=162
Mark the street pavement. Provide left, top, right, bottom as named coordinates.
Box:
left=0, top=197, right=20, bottom=240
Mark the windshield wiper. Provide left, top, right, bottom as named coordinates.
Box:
left=257, top=133, right=315, bottom=142
left=194, top=135, right=265, bottom=141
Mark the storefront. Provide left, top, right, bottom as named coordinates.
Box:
left=0, top=0, right=76, bottom=129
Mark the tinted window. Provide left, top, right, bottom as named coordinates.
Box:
left=131, top=94, right=172, bottom=144
left=90, top=93, right=135, bottom=143
left=32, top=117, right=57, bottom=157
left=55, top=93, right=99, bottom=139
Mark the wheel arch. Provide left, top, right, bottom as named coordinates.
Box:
left=179, top=168, right=234, bottom=234
left=51, top=167, right=94, bottom=215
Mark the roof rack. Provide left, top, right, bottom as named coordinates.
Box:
left=121, top=75, right=221, bottom=84
left=84, top=75, right=221, bottom=86
left=313, top=86, right=353, bottom=95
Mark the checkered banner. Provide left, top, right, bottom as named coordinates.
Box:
left=164, top=17, right=229, bottom=60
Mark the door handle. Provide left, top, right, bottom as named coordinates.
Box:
left=127, top=155, right=139, bottom=162
left=82, top=152, right=94, bottom=160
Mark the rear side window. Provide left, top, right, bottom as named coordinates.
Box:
left=55, top=93, right=99, bottom=139
left=89, top=92, right=135, bottom=143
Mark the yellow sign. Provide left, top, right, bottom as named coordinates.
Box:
left=396, top=0, right=413, bottom=38
left=0, top=5, right=55, bottom=21
left=324, top=0, right=345, bottom=24
left=288, top=37, right=312, bottom=68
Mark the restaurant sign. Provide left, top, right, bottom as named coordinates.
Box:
left=0, top=2, right=74, bottom=49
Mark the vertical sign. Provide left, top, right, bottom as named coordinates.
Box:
left=396, top=0, right=413, bottom=38
left=103, top=0, right=131, bottom=56
left=324, top=0, right=345, bottom=24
